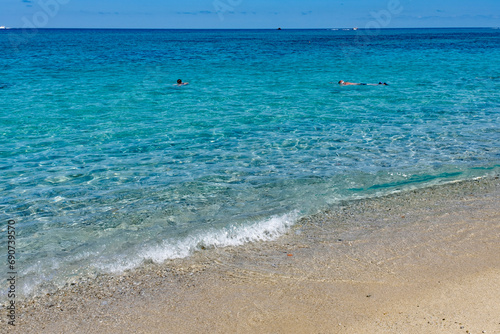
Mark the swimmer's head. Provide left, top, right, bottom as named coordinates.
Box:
left=338, top=80, right=344, bottom=84
left=177, top=79, right=182, bottom=84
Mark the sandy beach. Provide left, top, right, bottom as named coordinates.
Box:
left=4, top=176, right=500, bottom=334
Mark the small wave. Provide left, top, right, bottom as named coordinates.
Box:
left=99, top=212, right=298, bottom=273
left=13, top=212, right=298, bottom=300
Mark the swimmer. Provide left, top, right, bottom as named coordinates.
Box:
left=338, top=80, right=365, bottom=85
left=338, top=80, right=388, bottom=86
left=176, top=79, right=189, bottom=86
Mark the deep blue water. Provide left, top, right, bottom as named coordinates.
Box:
left=1, top=28, right=499, bottom=297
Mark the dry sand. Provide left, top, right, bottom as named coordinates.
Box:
left=4, top=176, right=500, bottom=334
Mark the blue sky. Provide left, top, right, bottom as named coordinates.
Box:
left=1, top=0, right=499, bottom=29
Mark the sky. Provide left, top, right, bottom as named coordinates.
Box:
left=1, top=0, right=499, bottom=29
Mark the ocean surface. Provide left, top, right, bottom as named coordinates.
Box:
left=1, top=28, right=499, bottom=298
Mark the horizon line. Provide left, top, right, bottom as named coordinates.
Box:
left=1, top=26, right=498, bottom=30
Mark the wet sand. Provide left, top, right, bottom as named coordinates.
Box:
left=4, top=176, right=500, bottom=334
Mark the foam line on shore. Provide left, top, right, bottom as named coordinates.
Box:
left=96, top=211, right=299, bottom=273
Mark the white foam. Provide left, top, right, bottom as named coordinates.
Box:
left=141, top=211, right=298, bottom=264
left=17, top=212, right=298, bottom=298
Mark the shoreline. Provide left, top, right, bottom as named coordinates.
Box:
left=4, top=175, right=500, bottom=333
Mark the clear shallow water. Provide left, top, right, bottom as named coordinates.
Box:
left=1, top=28, right=499, bottom=297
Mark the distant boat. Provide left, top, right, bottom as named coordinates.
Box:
left=0, top=26, right=6, bottom=29
left=353, top=27, right=358, bottom=31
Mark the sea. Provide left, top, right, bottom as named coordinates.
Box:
left=1, top=28, right=499, bottom=299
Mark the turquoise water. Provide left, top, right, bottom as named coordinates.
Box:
left=1, top=28, right=499, bottom=297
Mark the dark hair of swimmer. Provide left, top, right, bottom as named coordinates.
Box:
left=177, top=79, right=182, bottom=84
